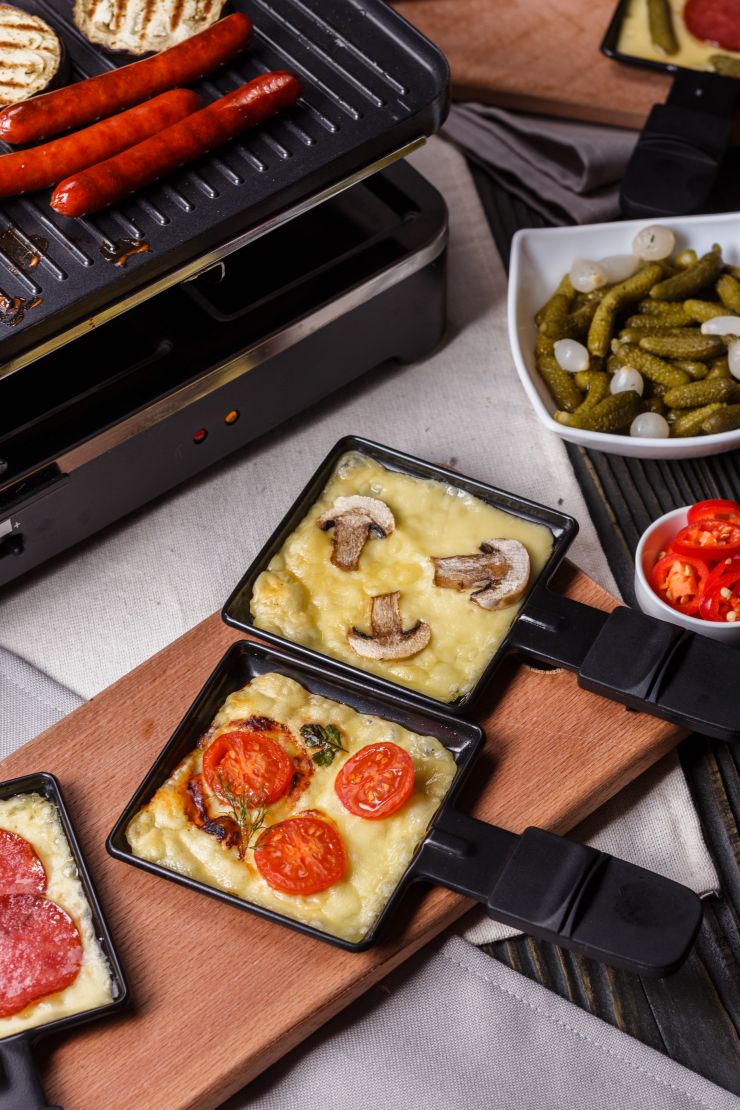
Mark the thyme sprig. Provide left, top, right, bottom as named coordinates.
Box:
left=215, top=771, right=268, bottom=857
left=300, top=723, right=347, bottom=767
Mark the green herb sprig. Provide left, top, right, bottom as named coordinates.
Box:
left=215, top=771, right=268, bottom=857
left=300, top=723, right=347, bottom=767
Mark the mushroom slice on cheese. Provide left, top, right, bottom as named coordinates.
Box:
left=317, top=496, right=395, bottom=571
left=432, top=538, right=530, bottom=611
left=348, top=592, right=431, bottom=660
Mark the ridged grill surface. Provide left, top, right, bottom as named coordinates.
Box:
left=0, top=0, right=446, bottom=366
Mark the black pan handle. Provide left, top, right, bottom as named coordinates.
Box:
left=415, top=809, right=702, bottom=977
left=510, top=591, right=740, bottom=744
left=0, top=1037, right=59, bottom=1110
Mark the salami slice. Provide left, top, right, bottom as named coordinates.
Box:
left=0, top=829, right=47, bottom=895
left=684, top=0, right=740, bottom=53
left=0, top=893, right=83, bottom=1017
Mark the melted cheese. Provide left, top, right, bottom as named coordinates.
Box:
left=616, top=0, right=740, bottom=70
left=250, top=452, right=554, bottom=703
left=0, top=794, right=113, bottom=1038
left=126, top=672, right=457, bottom=944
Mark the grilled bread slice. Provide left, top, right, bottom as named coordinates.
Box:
left=73, top=0, right=228, bottom=55
left=0, top=4, right=61, bottom=107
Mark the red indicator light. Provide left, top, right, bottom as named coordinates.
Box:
left=193, top=428, right=208, bottom=444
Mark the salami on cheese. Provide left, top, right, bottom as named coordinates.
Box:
left=0, top=828, right=47, bottom=895
left=0, top=893, right=83, bottom=1018
left=685, top=0, right=740, bottom=52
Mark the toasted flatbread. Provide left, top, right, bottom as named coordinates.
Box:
left=73, top=0, right=228, bottom=55
left=0, top=4, right=61, bottom=107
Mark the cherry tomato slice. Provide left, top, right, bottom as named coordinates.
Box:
left=699, top=557, right=740, bottom=623
left=254, top=816, right=346, bottom=894
left=202, top=731, right=292, bottom=806
left=334, top=742, right=415, bottom=820
left=687, top=499, right=740, bottom=526
left=649, top=553, right=710, bottom=615
left=671, top=519, right=740, bottom=561
left=0, top=830, right=46, bottom=895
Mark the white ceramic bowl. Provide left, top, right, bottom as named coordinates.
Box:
left=508, top=212, right=740, bottom=459
left=635, top=506, right=740, bottom=642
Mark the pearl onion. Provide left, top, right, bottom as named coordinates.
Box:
left=600, top=254, right=640, bottom=283
left=728, top=339, right=740, bottom=380
left=701, top=315, right=740, bottom=336
left=632, top=225, right=675, bottom=261
left=610, top=367, right=644, bottom=396
left=630, top=412, right=671, bottom=438
left=569, top=258, right=609, bottom=293
left=554, top=338, right=590, bottom=373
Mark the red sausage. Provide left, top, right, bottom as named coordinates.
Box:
left=685, top=0, right=740, bottom=52
left=0, top=893, right=83, bottom=1017
left=51, top=71, right=302, bottom=218
left=0, top=13, right=252, bottom=145
left=0, top=89, right=201, bottom=199
left=0, top=830, right=46, bottom=895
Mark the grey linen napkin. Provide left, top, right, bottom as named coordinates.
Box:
left=443, top=103, right=638, bottom=224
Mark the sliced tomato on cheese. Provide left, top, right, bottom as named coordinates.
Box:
left=0, top=893, right=82, bottom=1017
left=254, top=816, right=346, bottom=894
left=203, top=730, right=293, bottom=806
left=334, top=742, right=415, bottom=819
left=0, top=829, right=47, bottom=895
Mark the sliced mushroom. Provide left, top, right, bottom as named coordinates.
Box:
left=348, top=591, right=431, bottom=660
left=317, top=495, right=395, bottom=571
left=432, top=538, right=530, bottom=611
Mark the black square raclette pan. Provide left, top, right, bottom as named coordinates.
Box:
left=0, top=773, right=127, bottom=1110
left=108, top=639, right=702, bottom=976
left=223, top=435, right=740, bottom=743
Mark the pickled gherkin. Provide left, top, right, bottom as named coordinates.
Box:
left=537, top=352, right=582, bottom=413
left=612, top=343, right=690, bottom=388
left=637, top=333, right=724, bottom=360
left=663, top=379, right=739, bottom=409
left=672, top=360, right=708, bottom=381
left=648, top=0, right=677, bottom=54
left=702, top=404, right=740, bottom=434
left=650, top=246, right=722, bottom=301
left=671, top=404, right=725, bottom=437
left=558, top=390, right=641, bottom=432
left=636, top=301, right=690, bottom=322
left=710, top=55, right=740, bottom=79
left=683, top=299, right=727, bottom=323
left=537, top=273, right=575, bottom=334
left=587, top=263, right=664, bottom=357
left=572, top=371, right=610, bottom=410
left=708, top=357, right=731, bottom=380
left=716, top=274, right=740, bottom=314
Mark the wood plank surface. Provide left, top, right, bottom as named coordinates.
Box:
left=393, top=0, right=671, bottom=129
left=0, top=563, right=685, bottom=1110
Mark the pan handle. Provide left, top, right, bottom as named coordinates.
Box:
left=510, top=591, right=740, bottom=744
left=415, top=809, right=702, bottom=977
left=0, top=1037, right=59, bottom=1110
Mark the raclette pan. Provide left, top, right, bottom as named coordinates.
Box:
left=223, top=435, right=740, bottom=743
left=0, top=773, right=128, bottom=1110
left=107, top=639, right=702, bottom=976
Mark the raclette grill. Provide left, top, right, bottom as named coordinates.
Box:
left=0, top=0, right=449, bottom=585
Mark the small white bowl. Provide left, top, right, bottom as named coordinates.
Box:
left=508, top=212, right=740, bottom=459
left=635, top=506, right=740, bottom=642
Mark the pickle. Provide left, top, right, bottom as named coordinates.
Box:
left=587, top=263, right=664, bottom=357
left=663, top=378, right=739, bottom=409
left=708, top=356, right=731, bottom=379
left=642, top=395, right=666, bottom=415
left=683, top=299, right=727, bottom=323
left=612, top=343, right=690, bottom=388
left=702, top=404, right=740, bottom=435
left=675, top=249, right=698, bottom=270
left=638, top=333, right=724, bottom=360
left=537, top=273, right=575, bottom=335
left=650, top=246, right=723, bottom=301
left=648, top=0, right=678, bottom=53
left=625, top=313, right=691, bottom=330
left=537, top=353, right=582, bottom=413
left=716, top=273, right=740, bottom=314
left=673, top=360, right=708, bottom=381
left=672, top=403, right=725, bottom=437
left=710, top=54, right=740, bottom=78
left=562, top=390, right=641, bottom=432
left=572, top=371, right=610, bottom=410
left=636, top=301, right=690, bottom=322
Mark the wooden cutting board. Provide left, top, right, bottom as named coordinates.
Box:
left=393, top=0, right=671, bottom=129
left=1, top=563, right=685, bottom=1110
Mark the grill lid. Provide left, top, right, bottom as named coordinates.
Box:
left=0, top=0, right=448, bottom=379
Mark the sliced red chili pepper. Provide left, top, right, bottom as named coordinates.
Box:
left=671, top=518, right=740, bottom=561
left=687, top=499, right=740, bottom=526
left=699, top=556, right=740, bottom=623
left=649, top=553, right=710, bottom=615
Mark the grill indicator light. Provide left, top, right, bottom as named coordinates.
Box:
left=193, top=428, right=208, bottom=444
left=225, top=410, right=239, bottom=425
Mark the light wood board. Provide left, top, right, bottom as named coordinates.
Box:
left=393, top=0, right=672, bottom=129
left=0, top=563, right=685, bottom=1109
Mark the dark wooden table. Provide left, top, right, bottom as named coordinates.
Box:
left=470, top=165, right=740, bottom=1092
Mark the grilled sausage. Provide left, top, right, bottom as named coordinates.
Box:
left=51, top=71, right=302, bottom=218
left=0, top=12, right=251, bottom=144
left=0, top=89, right=201, bottom=198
